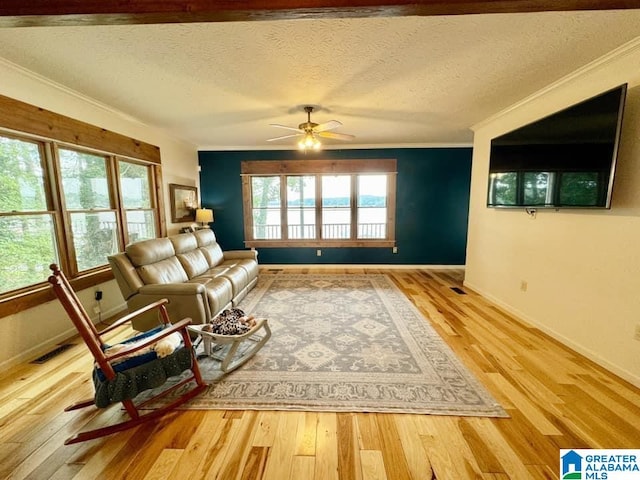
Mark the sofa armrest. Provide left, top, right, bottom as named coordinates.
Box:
left=223, top=250, right=258, bottom=261
left=139, top=283, right=206, bottom=295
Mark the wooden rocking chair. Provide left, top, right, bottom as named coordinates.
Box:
left=48, top=264, right=207, bottom=445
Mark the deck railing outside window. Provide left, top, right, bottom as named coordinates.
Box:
left=255, top=223, right=386, bottom=240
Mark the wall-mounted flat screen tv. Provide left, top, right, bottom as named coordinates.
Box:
left=487, top=84, right=627, bottom=209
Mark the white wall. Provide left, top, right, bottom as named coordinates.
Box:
left=465, top=38, right=640, bottom=387
left=0, top=59, right=200, bottom=372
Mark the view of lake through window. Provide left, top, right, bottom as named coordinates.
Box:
left=252, top=174, right=388, bottom=240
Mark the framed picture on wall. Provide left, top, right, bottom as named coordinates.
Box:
left=169, top=183, right=197, bottom=223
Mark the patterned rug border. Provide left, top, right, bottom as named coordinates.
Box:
left=160, top=274, right=508, bottom=417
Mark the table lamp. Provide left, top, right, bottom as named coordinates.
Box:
left=195, top=208, right=214, bottom=229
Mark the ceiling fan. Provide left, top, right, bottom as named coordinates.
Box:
left=267, top=106, right=355, bottom=150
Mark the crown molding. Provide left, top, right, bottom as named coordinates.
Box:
left=472, top=35, right=640, bottom=131
left=0, top=56, right=197, bottom=149
left=0, top=56, right=143, bottom=124
left=197, top=142, right=473, bottom=151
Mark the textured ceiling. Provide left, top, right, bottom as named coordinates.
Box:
left=0, top=11, right=639, bottom=149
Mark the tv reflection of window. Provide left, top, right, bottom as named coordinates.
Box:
left=488, top=172, right=517, bottom=206
left=523, top=172, right=553, bottom=206
left=558, top=172, right=601, bottom=206
left=488, top=170, right=604, bottom=207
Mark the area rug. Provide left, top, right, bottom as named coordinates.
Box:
left=154, top=274, right=507, bottom=417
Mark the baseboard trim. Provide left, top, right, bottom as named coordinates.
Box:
left=463, top=280, right=640, bottom=389
left=0, top=325, right=79, bottom=374
left=0, top=303, right=127, bottom=374
left=261, top=264, right=465, bottom=270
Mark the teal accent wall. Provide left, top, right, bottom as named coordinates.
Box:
left=198, top=148, right=472, bottom=265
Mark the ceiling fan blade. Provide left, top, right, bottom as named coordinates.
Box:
left=313, top=120, right=342, bottom=132
left=317, top=131, right=355, bottom=141
left=270, top=124, right=304, bottom=133
left=267, top=133, right=303, bottom=142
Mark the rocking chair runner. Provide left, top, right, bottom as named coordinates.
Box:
left=188, top=318, right=272, bottom=373
left=48, top=264, right=207, bottom=445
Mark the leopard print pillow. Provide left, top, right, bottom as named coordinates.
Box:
left=203, top=308, right=256, bottom=335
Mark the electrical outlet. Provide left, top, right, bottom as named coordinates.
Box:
left=520, top=280, right=528, bottom=292
left=634, top=324, right=640, bottom=342
left=392, top=246, right=398, bottom=254
left=316, top=249, right=322, bottom=257
left=93, top=305, right=101, bottom=314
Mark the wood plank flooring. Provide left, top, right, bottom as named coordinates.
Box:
left=1, top=267, right=639, bottom=479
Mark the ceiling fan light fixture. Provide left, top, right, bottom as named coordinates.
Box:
left=269, top=105, right=353, bottom=149
left=299, top=132, right=321, bottom=151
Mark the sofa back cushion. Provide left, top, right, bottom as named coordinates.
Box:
left=137, top=257, right=189, bottom=284
left=177, top=249, right=210, bottom=278
left=125, top=237, right=189, bottom=285
left=126, top=237, right=175, bottom=266
left=171, top=233, right=198, bottom=254
left=170, top=232, right=212, bottom=278
left=195, top=229, right=217, bottom=246
left=195, top=229, right=224, bottom=267
left=200, top=244, right=224, bottom=267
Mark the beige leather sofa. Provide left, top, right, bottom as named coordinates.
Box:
left=108, top=229, right=258, bottom=332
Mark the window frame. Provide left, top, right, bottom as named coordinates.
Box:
left=0, top=93, right=164, bottom=318
left=117, top=158, right=160, bottom=245
left=241, top=159, right=397, bottom=248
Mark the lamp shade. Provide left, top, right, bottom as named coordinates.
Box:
left=195, top=208, right=214, bottom=224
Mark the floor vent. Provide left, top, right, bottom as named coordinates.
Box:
left=450, top=287, right=467, bottom=295
left=31, top=343, right=74, bottom=364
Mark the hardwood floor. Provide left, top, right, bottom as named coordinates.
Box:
left=1, top=267, right=639, bottom=479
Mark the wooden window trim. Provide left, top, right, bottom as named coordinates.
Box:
left=0, top=94, right=164, bottom=319
left=241, top=159, right=397, bottom=248
left=0, top=269, right=115, bottom=319
left=241, top=159, right=396, bottom=175
left=0, top=94, right=160, bottom=164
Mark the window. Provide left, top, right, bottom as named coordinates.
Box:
left=118, top=160, right=158, bottom=243
left=0, top=93, right=163, bottom=316
left=358, top=174, right=388, bottom=239
left=287, top=175, right=315, bottom=239
left=0, top=136, right=161, bottom=300
left=59, top=148, right=118, bottom=272
left=322, top=175, right=351, bottom=239
left=0, top=136, right=59, bottom=294
left=242, top=159, right=396, bottom=247
left=251, top=176, right=281, bottom=240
